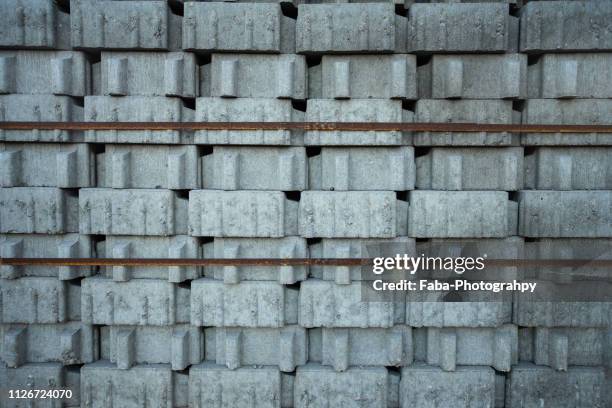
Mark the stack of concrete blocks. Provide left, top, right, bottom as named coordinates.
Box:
left=0, top=0, right=611, bottom=407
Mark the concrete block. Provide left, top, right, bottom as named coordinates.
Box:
left=0, top=0, right=71, bottom=50
left=317, top=326, right=412, bottom=371
left=299, top=280, right=404, bottom=328
left=202, top=237, right=308, bottom=284
left=518, top=191, right=612, bottom=237
left=506, top=364, right=605, bottom=407
left=84, top=96, right=195, bottom=144
left=299, top=191, right=408, bottom=238
left=297, top=4, right=405, bottom=53
left=408, top=191, right=517, bottom=238
left=309, top=237, right=416, bottom=284
left=191, top=279, right=298, bottom=328
left=0, top=143, right=93, bottom=188
left=81, top=361, right=188, bottom=408
left=0, top=234, right=93, bottom=280
left=100, top=52, right=198, bottom=97
left=305, top=99, right=413, bottom=146
left=0, top=95, right=83, bottom=143
left=205, top=54, right=306, bottom=99
left=189, top=364, right=288, bottom=408
left=315, top=54, right=417, bottom=99
left=416, top=147, right=523, bottom=191
left=205, top=326, right=307, bottom=371
left=528, top=53, right=612, bottom=99
left=81, top=277, right=190, bottom=326
left=406, top=4, right=518, bottom=52
left=189, top=191, right=298, bottom=238
left=309, top=147, right=415, bottom=191
left=79, top=188, right=188, bottom=236
left=522, top=99, right=612, bottom=146
left=195, top=97, right=304, bottom=145
left=520, top=1, right=612, bottom=53
left=414, top=99, right=519, bottom=146
left=100, top=325, right=202, bottom=370
left=0, top=51, right=90, bottom=96
left=524, top=147, right=612, bottom=190
left=202, top=146, right=307, bottom=191
left=1, top=277, right=80, bottom=324
left=0, top=364, right=79, bottom=407
left=400, top=365, right=496, bottom=408
left=0, top=322, right=97, bottom=367
left=513, top=297, right=612, bottom=327
left=98, top=145, right=201, bottom=189
left=0, top=187, right=79, bottom=234
left=423, top=325, right=518, bottom=372
left=71, top=0, right=182, bottom=51
left=418, top=54, right=527, bottom=99
left=183, top=3, right=295, bottom=53
left=100, top=235, right=200, bottom=282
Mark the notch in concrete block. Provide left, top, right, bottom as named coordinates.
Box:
left=58, top=235, right=80, bottom=280
left=390, top=56, right=408, bottom=99
left=0, top=237, right=23, bottom=279
left=112, top=242, right=131, bottom=282
left=442, top=58, right=463, bottom=99
left=387, top=326, right=410, bottom=366
left=52, top=57, right=73, bottom=96
left=115, top=328, right=135, bottom=370
left=3, top=327, right=27, bottom=367
left=277, top=58, right=296, bottom=99
left=333, top=61, right=350, bottom=99
left=164, top=57, right=184, bottom=97
left=439, top=329, right=457, bottom=372
left=222, top=150, right=240, bottom=190
left=0, top=56, right=15, bottom=94
left=220, top=59, right=238, bottom=97
left=168, top=239, right=188, bottom=283
left=56, top=150, right=78, bottom=188
left=60, top=326, right=82, bottom=365
left=535, top=328, right=569, bottom=371
left=172, top=329, right=190, bottom=371
left=279, top=328, right=297, bottom=372
left=555, top=60, right=579, bottom=99
left=111, top=150, right=131, bottom=189
left=0, top=150, right=21, bottom=187
left=493, top=325, right=515, bottom=372
left=106, top=58, right=128, bottom=96
left=225, top=330, right=242, bottom=370
left=333, top=329, right=350, bottom=372
left=167, top=151, right=186, bottom=190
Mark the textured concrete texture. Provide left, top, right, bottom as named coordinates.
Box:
left=1, top=1, right=611, bottom=407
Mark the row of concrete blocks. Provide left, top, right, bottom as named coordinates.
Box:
left=4, top=50, right=612, bottom=100
left=3, top=1, right=612, bottom=55
left=1, top=361, right=608, bottom=408
left=2, top=277, right=611, bottom=328
left=1, top=188, right=611, bottom=238
left=2, top=143, right=612, bottom=191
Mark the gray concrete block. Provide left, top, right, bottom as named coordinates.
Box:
left=316, top=55, right=417, bottom=99
left=305, top=99, right=413, bottom=146
left=309, top=147, right=415, bottom=191
left=0, top=94, right=83, bottom=143
left=0, top=187, right=79, bottom=234
left=408, top=191, right=518, bottom=238
left=0, top=0, right=71, bottom=50
left=195, top=97, right=304, bottom=145
left=79, top=188, right=188, bottom=236
left=400, top=365, right=496, bottom=408
left=506, top=364, right=605, bottom=407
left=0, top=234, right=93, bottom=280
left=522, top=99, right=612, bottom=146
left=1, top=277, right=80, bottom=324
left=406, top=4, right=518, bottom=53
left=98, top=145, right=201, bottom=189
left=99, top=235, right=200, bottom=282
left=423, top=325, right=518, bottom=372
left=309, top=237, right=416, bottom=284
left=189, top=191, right=298, bottom=238
left=205, top=326, right=307, bottom=372
left=520, top=1, right=612, bottom=53
left=0, top=51, right=90, bottom=96
left=296, top=4, right=406, bottom=53
left=202, top=146, right=307, bottom=191
left=299, top=280, right=404, bottom=328
left=84, top=96, right=194, bottom=144
left=528, top=53, right=612, bottom=99
left=0, top=322, right=97, bottom=367
left=81, top=361, right=188, bottom=408
left=81, top=277, right=190, bottom=326
left=0, top=143, right=93, bottom=188
left=71, top=0, right=182, bottom=51
left=205, top=54, right=306, bottom=99
left=299, top=191, right=408, bottom=238
left=191, top=279, right=299, bottom=328
left=416, top=147, right=523, bottom=191
left=418, top=54, right=527, bottom=99
left=183, top=3, right=295, bottom=53
left=100, top=325, right=202, bottom=371
left=518, top=191, right=612, bottom=238
left=513, top=297, right=612, bottom=327
left=100, top=52, right=198, bottom=97
left=414, top=99, right=520, bottom=146
left=524, top=147, right=612, bottom=190
left=202, top=237, right=308, bottom=284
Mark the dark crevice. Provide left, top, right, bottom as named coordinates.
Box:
left=199, top=145, right=214, bottom=156
left=508, top=191, right=520, bottom=202
left=395, top=191, right=408, bottom=202
left=416, top=55, right=432, bottom=67
left=306, top=238, right=322, bottom=245
left=402, top=100, right=416, bottom=112
left=280, top=3, right=298, bottom=19
left=168, top=0, right=184, bottom=17
left=306, top=55, right=322, bottom=68
left=394, top=4, right=407, bottom=17
left=414, top=147, right=431, bottom=158
left=512, top=100, right=525, bottom=113
left=182, top=97, right=196, bottom=110
left=196, top=54, right=212, bottom=66
left=174, top=190, right=190, bottom=200
left=284, top=191, right=301, bottom=202
left=292, top=100, right=307, bottom=112
left=305, top=146, right=322, bottom=157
